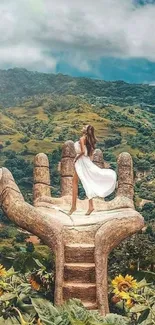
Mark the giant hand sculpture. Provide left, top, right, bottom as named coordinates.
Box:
left=0, top=141, right=144, bottom=315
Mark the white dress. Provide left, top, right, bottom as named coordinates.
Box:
left=74, top=141, right=117, bottom=200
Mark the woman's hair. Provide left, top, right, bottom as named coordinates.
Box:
left=85, top=125, right=97, bottom=156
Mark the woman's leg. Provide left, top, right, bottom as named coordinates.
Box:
left=85, top=198, right=94, bottom=215
left=68, top=170, right=79, bottom=215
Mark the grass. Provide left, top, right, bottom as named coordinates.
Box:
left=113, top=144, right=142, bottom=157
left=0, top=112, right=15, bottom=127
left=117, top=126, right=137, bottom=136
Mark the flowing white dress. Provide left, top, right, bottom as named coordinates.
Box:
left=74, top=141, right=117, bottom=199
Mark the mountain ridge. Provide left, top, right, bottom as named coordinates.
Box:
left=0, top=68, right=155, bottom=107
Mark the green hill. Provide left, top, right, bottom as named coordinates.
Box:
left=1, top=67, right=155, bottom=107
left=0, top=68, right=155, bottom=210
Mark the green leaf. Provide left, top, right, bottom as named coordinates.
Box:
left=103, top=313, right=130, bottom=325
left=133, top=271, right=155, bottom=284
left=0, top=316, right=20, bottom=324
left=137, top=309, right=150, bottom=324
left=5, top=267, right=16, bottom=278
left=17, top=298, right=35, bottom=314
left=130, top=305, right=150, bottom=313
left=31, top=297, right=60, bottom=325
left=137, top=278, right=148, bottom=288
left=0, top=292, right=17, bottom=301
left=33, top=258, right=46, bottom=270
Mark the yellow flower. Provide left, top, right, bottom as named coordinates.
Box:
left=0, top=264, right=7, bottom=277
left=113, top=290, right=134, bottom=308
left=113, top=288, right=121, bottom=295
left=112, top=274, right=137, bottom=293
left=126, top=298, right=134, bottom=308
left=124, top=275, right=138, bottom=289
left=119, top=291, right=130, bottom=300
left=112, top=274, right=125, bottom=287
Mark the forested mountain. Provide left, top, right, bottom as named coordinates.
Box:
left=1, top=67, right=155, bottom=107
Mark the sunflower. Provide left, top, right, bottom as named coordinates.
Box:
left=112, top=274, right=137, bottom=293
left=121, top=292, right=134, bottom=308
left=119, top=291, right=130, bottom=300
left=124, top=275, right=138, bottom=289
left=0, top=264, right=7, bottom=277
left=112, top=288, right=135, bottom=308
left=112, top=274, right=124, bottom=288
left=112, top=274, right=137, bottom=309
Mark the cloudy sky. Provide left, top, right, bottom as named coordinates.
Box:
left=1, top=0, right=155, bottom=83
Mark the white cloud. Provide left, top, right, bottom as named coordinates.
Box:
left=0, top=0, right=155, bottom=71
left=0, top=45, right=56, bottom=71
left=148, top=81, right=155, bottom=85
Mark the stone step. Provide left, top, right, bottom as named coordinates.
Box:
left=63, top=282, right=96, bottom=301
left=83, top=301, right=98, bottom=310
left=64, top=263, right=95, bottom=283
left=65, top=244, right=95, bottom=263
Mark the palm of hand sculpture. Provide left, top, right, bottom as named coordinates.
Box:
left=0, top=141, right=144, bottom=316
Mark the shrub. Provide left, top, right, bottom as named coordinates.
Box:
left=18, top=136, right=30, bottom=143
left=5, top=140, right=11, bottom=146
left=15, top=232, right=30, bottom=243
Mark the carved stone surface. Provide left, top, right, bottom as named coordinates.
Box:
left=93, top=149, right=104, bottom=168
left=0, top=145, right=145, bottom=316
left=95, top=212, right=144, bottom=315
left=61, top=141, right=76, bottom=196
left=34, top=153, right=50, bottom=167
left=33, top=183, right=51, bottom=201
left=117, top=152, right=134, bottom=200
left=62, top=140, right=76, bottom=158
left=34, top=167, right=50, bottom=185
left=61, top=157, right=75, bottom=177
left=61, top=177, right=73, bottom=196
left=33, top=153, right=51, bottom=203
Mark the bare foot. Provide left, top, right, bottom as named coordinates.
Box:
left=68, top=207, right=77, bottom=215
left=85, top=208, right=94, bottom=215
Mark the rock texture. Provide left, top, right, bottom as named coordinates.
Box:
left=0, top=141, right=145, bottom=315
left=33, top=153, right=51, bottom=203
left=61, top=140, right=75, bottom=196
left=93, top=149, right=105, bottom=168
left=117, top=152, right=134, bottom=199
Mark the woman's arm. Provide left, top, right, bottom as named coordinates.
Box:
left=74, top=137, right=85, bottom=162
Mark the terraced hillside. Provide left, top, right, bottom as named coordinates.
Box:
left=0, top=69, right=155, bottom=209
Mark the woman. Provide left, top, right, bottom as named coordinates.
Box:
left=68, top=124, right=117, bottom=215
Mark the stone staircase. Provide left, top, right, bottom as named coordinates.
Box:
left=63, top=243, right=97, bottom=309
